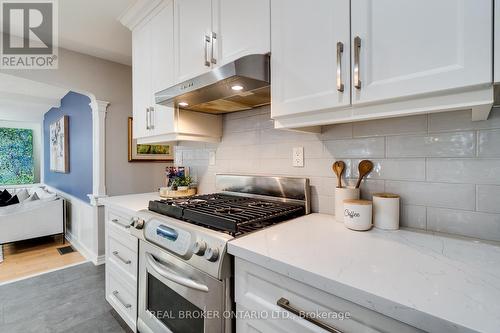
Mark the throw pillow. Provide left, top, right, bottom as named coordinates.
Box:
left=0, top=189, right=12, bottom=203
left=16, top=189, right=29, bottom=202
left=24, top=192, right=40, bottom=202
left=2, top=195, right=19, bottom=207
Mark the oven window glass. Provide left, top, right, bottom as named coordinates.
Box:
left=147, top=273, right=204, bottom=333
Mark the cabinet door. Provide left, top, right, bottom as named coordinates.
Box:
left=271, top=0, right=351, bottom=118
left=495, top=0, right=499, bottom=83
left=212, top=0, right=270, bottom=67
left=174, top=0, right=213, bottom=83
left=351, top=0, right=492, bottom=105
left=132, top=20, right=152, bottom=139
left=150, top=0, right=176, bottom=135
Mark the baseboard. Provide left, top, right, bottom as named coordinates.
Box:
left=65, top=232, right=102, bottom=266
left=95, top=254, right=106, bottom=266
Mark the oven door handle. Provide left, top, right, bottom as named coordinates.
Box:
left=146, top=253, right=209, bottom=293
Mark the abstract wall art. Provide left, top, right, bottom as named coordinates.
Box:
left=0, top=127, right=34, bottom=185
left=49, top=115, right=69, bottom=173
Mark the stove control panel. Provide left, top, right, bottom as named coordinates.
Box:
left=145, top=219, right=192, bottom=257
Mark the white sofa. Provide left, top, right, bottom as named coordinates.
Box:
left=0, top=186, right=65, bottom=262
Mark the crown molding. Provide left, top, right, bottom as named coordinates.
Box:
left=118, top=0, right=164, bottom=30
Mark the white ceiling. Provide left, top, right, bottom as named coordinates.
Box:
left=0, top=73, right=69, bottom=122
left=58, top=0, right=135, bottom=65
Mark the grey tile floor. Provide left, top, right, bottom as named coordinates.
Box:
left=0, top=262, right=131, bottom=333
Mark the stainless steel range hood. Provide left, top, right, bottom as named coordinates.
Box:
left=155, top=54, right=270, bottom=114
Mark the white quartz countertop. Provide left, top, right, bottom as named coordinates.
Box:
left=100, top=192, right=161, bottom=214
left=228, top=213, right=500, bottom=333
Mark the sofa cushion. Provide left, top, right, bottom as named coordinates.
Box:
left=16, top=189, right=30, bottom=202
left=0, top=195, right=19, bottom=207
left=0, top=189, right=12, bottom=203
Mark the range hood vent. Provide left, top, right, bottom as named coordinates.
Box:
left=155, top=54, right=270, bottom=114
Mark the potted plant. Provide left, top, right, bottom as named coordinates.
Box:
left=172, top=176, right=192, bottom=191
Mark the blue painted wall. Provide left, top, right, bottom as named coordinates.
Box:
left=44, top=92, right=92, bottom=202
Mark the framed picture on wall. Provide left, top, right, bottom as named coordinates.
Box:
left=49, top=115, right=69, bottom=173
left=128, top=117, right=174, bottom=162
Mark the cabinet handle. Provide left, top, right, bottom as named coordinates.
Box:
left=146, top=108, right=150, bottom=130
left=210, top=32, right=217, bottom=65
left=336, top=42, right=344, bottom=92
left=111, top=218, right=131, bottom=229
left=277, top=297, right=343, bottom=333
left=112, top=251, right=132, bottom=265
left=204, top=35, right=211, bottom=67
left=112, top=290, right=132, bottom=309
left=354, top=36, right=362, bottom=89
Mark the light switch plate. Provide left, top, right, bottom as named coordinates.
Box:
left=292, top=147, right=304, bottom=167
left=209, top=151, right=216, bottom=166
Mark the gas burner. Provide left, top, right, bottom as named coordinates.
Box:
left=182, top=199, right=207, bottom=205
left=215, top=207, right=244, bottom=215
left=248, top=201, right=275, bottom=208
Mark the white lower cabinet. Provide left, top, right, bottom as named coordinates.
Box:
left=105, top=207, right=138, bottom=332
left=235, top=258, right=422, bottom=333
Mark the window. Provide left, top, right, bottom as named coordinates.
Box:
left=0, top=127, right=34, bottom=185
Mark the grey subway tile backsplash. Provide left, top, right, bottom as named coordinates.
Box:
left=385, top=181, right=476, bottom=210
left=477, top=185, right=500, bottom=214
left=478, top=129, right=500, bottom=157
left=323, top=137, right=385, bottom=158
left=386, top=132, right=475, bottom=158
left=177, top=107, right=500, bottom=242
left=427, top=207, right=500, bottom=242
left=426, top=159, right=500, bottom=185
left=353, top=114, right=427, bottom=137
left=401, top=205, right=427, bottom=230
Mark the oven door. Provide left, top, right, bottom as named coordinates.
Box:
left=138, top=240, right=225, bottom=333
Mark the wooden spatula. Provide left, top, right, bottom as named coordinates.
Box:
left=332, top=161, right=345, bottom=188
left=355, top=160, right=373, bottom=188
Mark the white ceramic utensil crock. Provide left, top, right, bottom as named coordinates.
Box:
left=335, top=187, right=360, bottom=222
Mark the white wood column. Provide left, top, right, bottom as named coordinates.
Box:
left=88, top=99, right=109, bottom=206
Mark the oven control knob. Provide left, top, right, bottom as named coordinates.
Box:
left=192, top=241, right=207, bottom=256
left=204, top=247, right=219, bottom=262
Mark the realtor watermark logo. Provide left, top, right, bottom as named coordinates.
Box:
left=0, top=0, right=58, bottom=69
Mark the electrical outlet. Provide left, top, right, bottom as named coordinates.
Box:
left=292, top=147, right=304, bottom=167
left=209, top=151, right=216, bottom=166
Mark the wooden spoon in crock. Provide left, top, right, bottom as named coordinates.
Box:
left=332, top=161, right=345, bottom=188
left=355, top=160, right=373, bottom=188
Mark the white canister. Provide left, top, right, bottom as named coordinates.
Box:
left=373, top=193, right=400, bottom=230
left=335, top=187, right=360, bottom=222
left=343, top=199, right=373, bottom=231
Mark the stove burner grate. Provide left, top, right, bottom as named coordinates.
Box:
left=149, top=194, right=305, bottom=236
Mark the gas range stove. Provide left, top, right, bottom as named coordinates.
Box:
left=134, top=175, right=310, bottom=333
left=148, top=193, right=306, bottom=236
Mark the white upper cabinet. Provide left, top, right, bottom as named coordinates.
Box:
left=132, top=19, right=152, bottom=139
left=212, top=0, right=270, bottom=67
left=150, top=1, right=176, bottom=136
left=495, top=0, right=499, bottom=83
left=126, top=0, right=222, bottom=142
left=271, top=0, right=350, bottom=118
left=174, top=0, right=213, bottom=83
left=174, top=0, right=270, bottom=83
left=272, top=0, right=494, bottom=130
left=351, top=0, right=493, bottom=105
